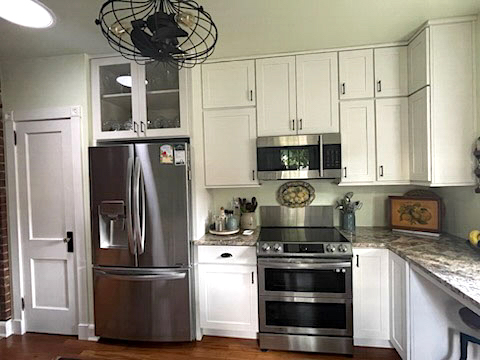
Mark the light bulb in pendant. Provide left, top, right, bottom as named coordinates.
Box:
left=176, top=11, right=196, bottom=28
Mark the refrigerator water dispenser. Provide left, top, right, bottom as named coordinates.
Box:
left=98, top=200, right=127, bottom=249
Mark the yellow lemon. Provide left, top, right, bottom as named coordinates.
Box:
left=469, top=230, right=480, bottom=246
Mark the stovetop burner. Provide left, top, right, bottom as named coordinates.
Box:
left=259, top=227, right=349, bottom=243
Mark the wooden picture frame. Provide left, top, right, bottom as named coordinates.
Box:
left=388, top=196, right=442, bottom=234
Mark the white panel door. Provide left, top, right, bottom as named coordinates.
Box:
left=376, top=98, right=409, bottom=183
left=353, top=249, right=390, bottom=345
left=256, top=56, right=297, bottom=136
left=202, top=60, right=256, bottom=109
left=339, top=49, right=374, bottom=99
left=409, top=87, right=431, bottom=183
left=340, top=100, right=376, bottom=183
left=199, top=264, right=258, bottom=333
left=408, top=28, right=430, bottom=95
left=203, top=108, right=258, bottom=187
left=374, top=47, right=408, bottom=98
left=296, top=52, right=339, bottom=134
left=15, top=119, right=77, bottom=335
left=390, top=251, right=409, bottom=360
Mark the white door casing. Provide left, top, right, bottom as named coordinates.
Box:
left=4, top=107, right=88, bottom=338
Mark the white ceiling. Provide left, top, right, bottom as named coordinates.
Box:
left=0, top=0, right=479, bottom=61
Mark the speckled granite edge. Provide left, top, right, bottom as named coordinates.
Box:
left=342, top=227, right=480, bottom=312
left=193, top=228, right=260, bottom=246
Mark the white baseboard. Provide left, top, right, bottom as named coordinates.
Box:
left=0, top=320, right=13, bottom=338
left=78, top=324, right=99, bottom=342
left=202, top=328, right=258, bottom=340
left=12, top=319, right=25, bottom=335
left=354, top=337, right=393, bottom=348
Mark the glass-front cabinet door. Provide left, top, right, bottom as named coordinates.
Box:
left=92, top=57, right=140, bottom=140
left=137, top=63, right=188, bottom=137
left=91, top=56, right=189, bottom=141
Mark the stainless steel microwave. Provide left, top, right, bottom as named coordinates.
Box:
left=256, top=134, right=341, bottom=180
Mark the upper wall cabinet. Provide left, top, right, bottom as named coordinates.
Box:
left=202, top=60, right=256, bottom=109
left=296, top=53, right=339, bottom=134
left=203, top=108, right=258, bottom=187
left=91, top=56, right=189, bottom=141
left=408, top=28, right=430, bottom=95
left=374, top=47, right=408, bottom=98
left=256, top=53, right=339, bottom=136
left=339, top=49, right=374, bottom=100
left=340, top=100, right=376, bottom=184
left=408, top=19, right=476, bottom=186
left=256, top=56, right=296, bottom=136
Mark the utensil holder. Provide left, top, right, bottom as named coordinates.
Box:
left=241, top=212, right=257, bottom=230
left=342, top=212, right=356, bottom=232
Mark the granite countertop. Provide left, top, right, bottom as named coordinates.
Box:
left=341, top=227, right=480, bottom=311
left=193, top=228, right=260, bottom=246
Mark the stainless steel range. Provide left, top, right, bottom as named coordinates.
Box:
left=257, top=206, right=353, bottom=355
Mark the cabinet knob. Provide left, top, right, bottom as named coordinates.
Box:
left=220, top=253, right=233, bottom=258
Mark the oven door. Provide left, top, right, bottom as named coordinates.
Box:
left=258, top=258, right=352, bottom=298
left=259, top=295, right=353, bottom=337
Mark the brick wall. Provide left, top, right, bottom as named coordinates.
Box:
left=0, top=90, right=11, bottom=321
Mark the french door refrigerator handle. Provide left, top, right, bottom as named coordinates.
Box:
left=95, top=270, right=186, bottom=281
left=133, top=157, right=146, bottom=256
left=126, top=157, right=135, bottom=255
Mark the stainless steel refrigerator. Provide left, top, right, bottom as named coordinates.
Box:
left=89, top=141, right=193, bottom=342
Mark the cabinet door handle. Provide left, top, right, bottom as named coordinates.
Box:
left=299, top=119, right=303, bottom=130
left=356, top=255, right=359, bottom=267
left=133, top=122, right=138, bottom=133
left=251, top=271, right=254, bottom=284
left=379, top=165, right=384, bottom=177
left=341, top=83, right=346, bottom=95
left=252, top=170, right=255, bottom=181
left=344, top=167, right=347, bottom=178
left=220, top=253, right=233, bottom=258
left=292, top=119, right=295, bottom=131
left=140, top=121, right=145, bottom=133
left=250, top=90, right=253, bottom=101
left=377, top=80, right=382, bottom=93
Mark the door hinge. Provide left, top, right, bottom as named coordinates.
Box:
left=14, top=131, right=17, bottom=146
left=21, top=297, right=25, bottom=310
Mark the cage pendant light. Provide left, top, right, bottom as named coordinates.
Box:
left=96, top=0, right=218, bottom=68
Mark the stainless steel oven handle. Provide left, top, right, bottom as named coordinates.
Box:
left=319, top=135, right=324, bottom=178
left=258, top=260, right=351, bottom=269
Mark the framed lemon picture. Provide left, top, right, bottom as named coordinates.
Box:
left=389, top=196, right=442, bottom=234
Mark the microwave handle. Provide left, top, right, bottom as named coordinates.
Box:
left=319, top=135, right=324, bottom=178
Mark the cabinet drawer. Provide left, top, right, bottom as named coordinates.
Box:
left=198, top=246, right=256, bottom=265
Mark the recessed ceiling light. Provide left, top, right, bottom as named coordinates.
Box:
left=116, top=76, right=148, bottom=88
left=0, top=0, right=56, bottom=29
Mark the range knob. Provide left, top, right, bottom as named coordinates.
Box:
left=273, top=243, right=282, bottom=252
left=262, top=243, right=271, bottom=252
left=326, top=244, right=336, bottom=253
left=338, top=244, right=348, bottom=253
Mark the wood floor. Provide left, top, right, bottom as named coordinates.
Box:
left=0, top=334, right=402, bottom=360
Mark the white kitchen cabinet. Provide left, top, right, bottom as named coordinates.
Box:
left=91, top=56, right=189, bottom=141
left=296, top=52, right=339, bottom=134
left=256, top=53, right=339, bottom=136
left=353, top=248, right=390, bottom=347
left=339, top=49, right=374, bottom=99
left=256, top=56, right=296, bottom=136
left=389, top=251, right=410, bottom=360
left=340, top=100, right=376, bottom=184
left=408, top=87, right=431, bottom=183
left=408, top=28, right=430, bottom=95
left=198, top=246, right=258, bottom=338
left=203, top=108, right=258, bottom=187
left=376, top=98, right=409, bottom=183
left=374, top=47, right=408, bottom=98
left=202, top=60, right=255, bottom=109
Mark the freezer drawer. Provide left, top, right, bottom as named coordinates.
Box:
left=93, top=267, right=193, bottom=341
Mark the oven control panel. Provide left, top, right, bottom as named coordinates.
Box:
left=258, top=242, right=352, bottom=257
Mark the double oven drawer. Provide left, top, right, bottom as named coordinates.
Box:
left=258, top=258, right=352, bottom=337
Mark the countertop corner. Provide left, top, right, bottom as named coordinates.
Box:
left=193, top=228, right=260, bottom=246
